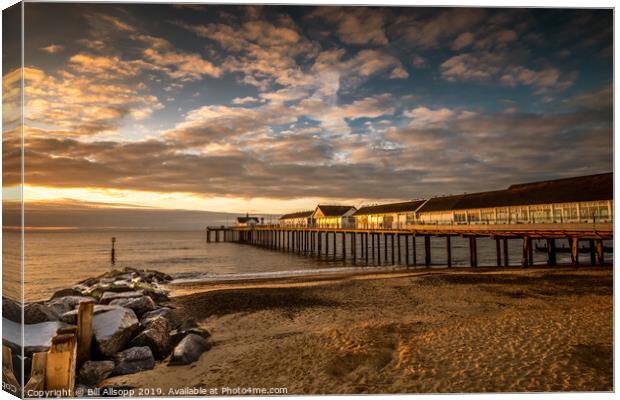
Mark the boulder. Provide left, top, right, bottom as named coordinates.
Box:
left=24, top=303, right=60, bottom=324
left=168, top=334, right=211, bottom=366
left=141, top=287, right=170, bottom=304
left=3, top=318, right=69, bottom=357
left=45, top=296, right=96, bottom=316
left=109, top=296, right=156, bottom=317
left=169, top=327, right=211, bottom=348
left=100, top=291, right=143, bottom=305
left=3, top=297, right=22, bottom=323
left=140, top=308, right=182, bottom=330
left=78, top=360, right=115, bottom=386
left=129, top=316, right=169, bottom=359
left=93, top=308, right=140, bottom=357
left=60, top=305, right=123, bottom=325
left=111, top=346, right=155, bottom=376
left=50, top=287, right=84, bottom=300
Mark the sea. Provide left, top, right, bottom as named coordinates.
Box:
left=2, top=230, right=613, bottom=302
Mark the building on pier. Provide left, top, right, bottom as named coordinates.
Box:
left=235, top=214, right=260, bottom=227
left=279, top=210, right=314, bottom=227
left=313, top=205, right=356, bottom=228
left=415, top=172, right=613, bottom=224
left=352, top=200, right=426, bottom=229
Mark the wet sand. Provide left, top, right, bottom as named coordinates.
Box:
left=103, top=266, right=613, bottom=394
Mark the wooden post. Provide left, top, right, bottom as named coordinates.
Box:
left=570, top=237, right=579, bottom=267
left=76, top=301, right=94, bottom=366
left=503, top=238, right=509, bottom=267
left=405, top=235, right=410, bottom=266
left=424, top=235, right=431, bottom=267
left=596, top=239, right=605, bottom=266
left=371, top=233, right=375, bottom=263
left=365, top=233, right=369, bottom=264
left=111, top=237, right=116, bottom=265
left=325, top=231, right=329, bottom=257
left=589, top=239, right=596, bottom=265
left=528, top=238, right=534, bottom=266
left=342, top=232, right=347, bottom=261
left=352, top=233, right=356, bottom=264
left=495, top=238, right=501, bottom=267
left=446, top=236, right=452, bottom=268
left=384, top=234, right=388, bottom=263
left=391, top=234, right=395, bottom=265
left=2, top=346, right=20, bottom=396
left=46, top=332, right=78, bottom=394
left=332, top=231, right=336, bottom=259
left=469, top=237, right=478, bottom=267
left=521, top=236, right=530, bottom=268
left=397, top=234, right=402, bottom=264
left=25, top=352, right=47, bottom=393
left=377, top=234, right=381, bottom=265
left=412, top=235, right=417, bottom=266
left=547, top=238, right=556, bottom=266
left=206, top=228, right=210, bottom=243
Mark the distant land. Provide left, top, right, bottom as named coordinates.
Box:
left=2, top=200, right=278, bottom=231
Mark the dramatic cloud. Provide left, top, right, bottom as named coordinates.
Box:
left=12, top=5, right=612, bottom=211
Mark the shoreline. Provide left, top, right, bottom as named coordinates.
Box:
left=165, top=264, right=609, bottom=297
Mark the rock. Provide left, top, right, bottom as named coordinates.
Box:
left=93, top=308, right=140, bottom=357
left=3, top=297, right=22, bottom=323
left=111, top=346, right=155, bottom=376
left=50, top=288, right=83, bottom=300
left=141, top=287, right=170, bottom=304
left=24, top=303, right=60, bottom=324
left=2, top=318, right=69, bottom=357
left=169, top=327, right=211, bottom=348
left=100, top=291, right=143, bottom=305
left=129, top=316, right=170, bottom=359
left=168, top=334, right=210, bottom=366
left=141, top=308, right=181, bottom=330
left=78, top=360, right=115, bottom=386
left=60, top=305, right=123, bottom=324
left=109, top=296, right=156, bottom=317
left=45, top=296, right=96, bottom=315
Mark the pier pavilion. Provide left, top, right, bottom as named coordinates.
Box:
left=279, top=210, right=314, bottom=227
left=313, top=205, right=356, bottom=228
left=352, top=200, right=426, bottom=229
left=415, top=172, right=613, bottom=225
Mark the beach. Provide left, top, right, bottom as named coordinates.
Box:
left=101, top=266, right=613, bottom=394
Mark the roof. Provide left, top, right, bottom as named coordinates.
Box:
left=417, top=172, right=613, bottom=213
left=279, top=210, right=313, bottom=220
left=315, top=205, right=356, bottom=217
left=352, top=200, right=426, bottom=216
left=237, top=216, right=259, bottom=223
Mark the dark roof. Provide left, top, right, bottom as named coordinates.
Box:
left=315, top=205, right=356, bottom=217
left=279, top=210, right=313, bottom=220
left=418, top=172, right=613, bottom=213
left=352, top=200, right=426, bottom=216
left=237, top=216, right=259, bottom=223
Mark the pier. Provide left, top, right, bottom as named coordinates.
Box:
left=206, top=222, right=613, bottom=268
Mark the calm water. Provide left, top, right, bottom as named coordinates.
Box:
left=3, top=230, right=612, bottom=302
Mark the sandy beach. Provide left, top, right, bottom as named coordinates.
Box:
left=102, top=266, right=613, bottom=394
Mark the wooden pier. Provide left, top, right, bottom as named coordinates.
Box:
left=206, top=222, right=612, bottom=268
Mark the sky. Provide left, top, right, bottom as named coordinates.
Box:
left=1, top=3, right=613, bottom=223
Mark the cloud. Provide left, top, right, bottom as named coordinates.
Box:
left=10, top=67, right=163, bottom=136
left=441, top=52, right=576, bottom=93
left=232, top=96, right=260, bottom=105
left=136, top=35, right=221, bottom=81
left=451, top=32, right=475, bottom=50
left=404, top=107, right=455, bottom=128
left=307, top=7, right=389, bottom=45
left=40, top=44, right=64, bottom=54
left=396, top=8, right=486, bottom=48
